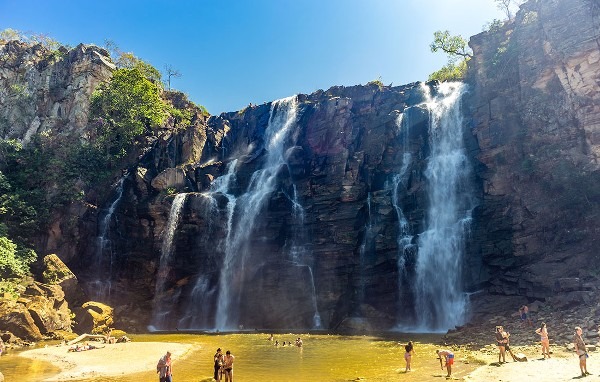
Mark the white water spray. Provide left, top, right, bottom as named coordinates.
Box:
left=413, top=82, right=473, bottom=331
left=151, top=192, right=188, bottom=328
left=91, top=175, right=126, bottom=300
left=215, top=96, right=299, bottom=330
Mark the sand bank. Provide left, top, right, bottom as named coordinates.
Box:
left=464, top=351, right=599, bottom=382
left=19, top=341, right=193, bottom=381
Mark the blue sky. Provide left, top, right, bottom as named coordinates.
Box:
left=1, top=0, right=508, bottom=114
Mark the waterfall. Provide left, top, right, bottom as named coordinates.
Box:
left=90, top=175, right=126, bottom=300
left=413, top=82, right=474, bottom=331
left=390, top=111, right=417, bottom=326
left=215, top=96, right=299, bottom=330
left=357, top=192, right=373, bottom=313
left=177, top=159, right=239, bottom=329
left=150, top=192, right=188, bottom=329
left=288, top=185, right=322, bottom=329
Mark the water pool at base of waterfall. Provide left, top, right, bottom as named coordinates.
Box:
left=0, top=333, right=479, bottom=381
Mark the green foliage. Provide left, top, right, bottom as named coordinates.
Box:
left=483, top=19, right=505, bottom=33
left=169, top=107, right=193, bottom=129
left=0, top=28, right=23, bottom=41
left=0, top=28, right=61, bottom=51
left=428, top=59, right=469, bottom=82
left=430, top=30, right=473, bottom=63
left=429, top=30, right=472, bottom=81
left=0, top=236, right=35, bottom=279
left=90, top=68, right=168, bottom=161
left=116, top=53, right=162, bottom=83
left=367, top=78, right=384, bottom=88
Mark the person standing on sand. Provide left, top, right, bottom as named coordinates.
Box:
left=223, top=350, right=235, bottom=382
left=573, top=327, right=590, bottom=377
left=535, top=322, right=551, bottom=359
left=156, top=351, right=173, bottom=382
left=214, top=348, right=224, bottom=381
left=495, top=326, right=507, bottom=364
left=404, top=341, right=415, bottom=372
left=436, top=349, right=454, bottom=378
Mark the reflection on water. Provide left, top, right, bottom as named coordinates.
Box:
left=0, top=333, right=475, bottom=381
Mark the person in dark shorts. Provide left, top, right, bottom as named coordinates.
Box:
left=213, top=348, right=224, bottom=381
left=573, top=326, right=590, bottom=377
left=223, top=350, right=235, bottom=382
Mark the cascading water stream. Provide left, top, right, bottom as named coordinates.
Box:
left=90, top=175, right=126, bottom=300
left=215, top=96, right=299, bottom=330
left=177, top=159, right=239, bottom=329
left=413, top=82, right=474, bottom=331
left=389, top=111, right=417, bottom=327
left=357, top=192, right=373, bottom=313
left=288, top=185, right=322, bottom=329
left=150, top=192, right=188, bottom=329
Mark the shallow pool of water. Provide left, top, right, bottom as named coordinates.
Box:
left=0, top=333, right=476, bottom=381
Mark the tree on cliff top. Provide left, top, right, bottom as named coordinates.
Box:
left=90, top=67, right=168, bottom=161
left=495, top=0, right=526, bottom=21
left=428, top=30, right=472, bottom=82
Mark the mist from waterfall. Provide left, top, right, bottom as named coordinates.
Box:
left=150, top=192, right=188, bottom=329
left=215, top=96, right=299, bottom=330
left=413, top=82, right=473, bottom=331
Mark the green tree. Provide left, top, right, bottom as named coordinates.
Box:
left=116, top=52, right=162, bottom=83
left=430, top=30, right=473, bottom=62
left=429, top=31, right=472, bottom=82
left=428, top=59, right=468, bottom=82
left=0, top=236, right=36, bottom=279
left=90, top=67, right=168, bottom=161
left=0, top=28, right=23, bottom=41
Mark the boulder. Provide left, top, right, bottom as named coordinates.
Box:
left=0, top=302, right=43, bottom=341
left=151, top=168, right=187, bottom=191
left=21, top=282, right=72, bottom=334
left=73, top=301, right=114, bottom=334
left=41, top=254, right=87, bottom=306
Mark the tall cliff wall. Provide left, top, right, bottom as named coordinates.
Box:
left=1, top=0, right=599, bottom=334
left=467, top=0, right=600, bottom=306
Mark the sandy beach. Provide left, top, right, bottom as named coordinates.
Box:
left=19, top=341, right=193, bottom=381
left=14, top=337, right=600, bottom=382
left=464, top=350, right=600, bottom=382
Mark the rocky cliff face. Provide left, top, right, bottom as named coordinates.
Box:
left=467, top=0, right=600, bottom=306
left=1, top=0, right=598, bottom=336
left=74, top=82, right=458, bottom=331
left=0, top=41, right=114, bottom=142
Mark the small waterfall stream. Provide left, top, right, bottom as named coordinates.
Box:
left=215, top=96, right=299, bottom=330
left=177, top=159, right=239, bottom=329
left=150, top=192, right=188, bottom=329
left=357, top=192, right=374, bottom=313
left=413, top=82, right=474, bottom=331
left=288, top=185, right=322, bottom=329
left=390, top=111, right=417, bottom=327
left=90, top=175, right=126, bottom=300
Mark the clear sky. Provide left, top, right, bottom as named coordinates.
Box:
left=1, top=0, right=508, bottom=114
